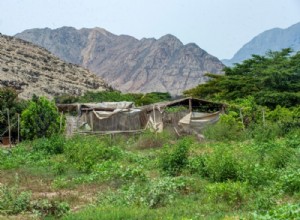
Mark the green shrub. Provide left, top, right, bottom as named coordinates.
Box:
left=203, top=111, right=245, bottom=141
left=249, top=123, right=281, bottom=142
left=204, top=146, right=240, bottom=182
left=253, top=203, right=300, bottom=220
left=21, top=96, right=65, bottom=140
left=0, top=87, right=28, bottom=140
left=238, top=163, right=276, bottom=188
left=159, top=138, right=191, bottom=176
left=0, top=183, right=31, bottom=215
left=64, top=136, right=122, bottom=173
left=251, top=190, right=277, bottom=211
left=188, top=155, right=208, bottom=177
left=285, top=129, right=300, bottom=148
left=98, top=177, right=188, bottom=209
left=277, top=168, right=300, bottom=195
left=31, top=199, right=70, bottom=218
left=31, top=134, right=65, bottom=154
left=254, top=141, right=295, bottom=169
left=206, top=181, right=248, bottom=209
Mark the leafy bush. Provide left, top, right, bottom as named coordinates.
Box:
left=249, top=123, right=281, bottom=142
left=21, top=96, right=65, bottom=140
left=206, top=181, right=248, bottom=209
left=253, top=203, right=300, bottom=220
left=98, top=177, right=188, bottom=208
left=0, top=183, right=31, bottom=215
left=31, top=134, right=66, bottom=154
left=159, top=138, right=191, bottom=176
left=64, top=136, right=122, bottom=173
left=0, top=87, right=28, bottom=140
left=285, top=129, right=300, bottom=148
left=253, top=141, right=295, bottom=169
left=188, top=155, right=208, bottom=177
left=203, top=146, right=240, bottom=182
left=203, top=111, right=245, bottom=141
left=277, top=168, right=300, bottom=195
left=31, top=199, right=70, bottom=218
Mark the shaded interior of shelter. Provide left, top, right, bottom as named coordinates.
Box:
left=57, top=98, right=225, bottom=136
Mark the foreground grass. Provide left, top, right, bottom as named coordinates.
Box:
left=0, top=128, right=300, bottom=219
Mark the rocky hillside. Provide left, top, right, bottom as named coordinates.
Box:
left=0, top=34, right=109, bottom=99
left=15, top=27, right=225, bottom=95
left=223, top=22, right=300, bottom=66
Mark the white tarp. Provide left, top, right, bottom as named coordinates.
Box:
left=84, top=101, right=134, bottom=109
left=179, top=111, right=221, bottom=128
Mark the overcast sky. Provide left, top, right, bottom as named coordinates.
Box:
left=0, top=0, right=300, bottom=59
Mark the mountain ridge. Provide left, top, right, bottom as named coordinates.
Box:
left=222, top=22, right=300, bottom=66
left=15, top=27, right=225, bottom=95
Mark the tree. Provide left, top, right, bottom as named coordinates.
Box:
left=184, top=49, right=300, bottom=109
left=21, top=97, right=65, bottom=140
left=0, top=87, right=27, bottom=139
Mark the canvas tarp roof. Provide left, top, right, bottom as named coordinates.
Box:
left=82, top=101, right=134, bottom=110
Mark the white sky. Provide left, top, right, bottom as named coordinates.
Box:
left=0, top=0, right=300, bottom=59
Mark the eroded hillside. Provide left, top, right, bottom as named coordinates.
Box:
left=0, top=34, right=109, bottom=99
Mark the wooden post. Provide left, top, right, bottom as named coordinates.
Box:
left=239, top=108, right=245, bottom=129
left=17, top=114, right=20, bottom=144
left=7, top=109, right=11, bottom=148
left=90, top=111, right=94, bottom=131
left=262, top=108, right=265, bottom=127
left=189, top=98, right=192, bottom=113
left=60, top=112, right=63, bottom=131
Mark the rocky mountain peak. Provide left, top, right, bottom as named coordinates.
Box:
left=16, top=27, right=225, bottom=95
left=222, top=22, right=300, bottom=66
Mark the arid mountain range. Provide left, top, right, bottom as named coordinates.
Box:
left=0, top=34, right=108, bottom=99
left=15, top=27, right=225, bottom=95
left=222, top=22, right=300, bottom=66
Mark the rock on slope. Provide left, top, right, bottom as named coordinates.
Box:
left=223, top=22, right=300, bottom=66
left=15, top=27, right=225, bottom=96
left=0, top=34, right=109, bottom=99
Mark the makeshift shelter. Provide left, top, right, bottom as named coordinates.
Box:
left=57, top=98, right=225, bottom=136
left=141, top=98, right=225, bottom=135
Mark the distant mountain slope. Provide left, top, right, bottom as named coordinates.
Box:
left=222, top=22, right=300, bottom=66
left=0, top=34, right=109, bottom=99
left=15, top=27, right=225, bottom=96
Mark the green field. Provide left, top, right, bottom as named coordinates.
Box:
left=1, top=121, right=299, bottom=219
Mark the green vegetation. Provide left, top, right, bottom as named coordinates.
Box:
left=55, top=91, right=172, bottom=106
left=0, top=87, right=27, bottom=140
left=184, top=48, right=300, bottom=109
left=1, top=119, right=299, bottom=219
left=1, top=49, right=300, bottom=219
left=21, top=96, right=65, bottom=140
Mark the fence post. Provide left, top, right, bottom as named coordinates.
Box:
left=90, top=111, right=94, bottom=131
left=239, top=108, right=245, bottom=129
left=7, top=108, right=11, bottom=148
left=262, top=108, right=265, bottom=127
left=17, top=113, right=20, bottom=143
left=60, top=112, right=63, bottom=131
